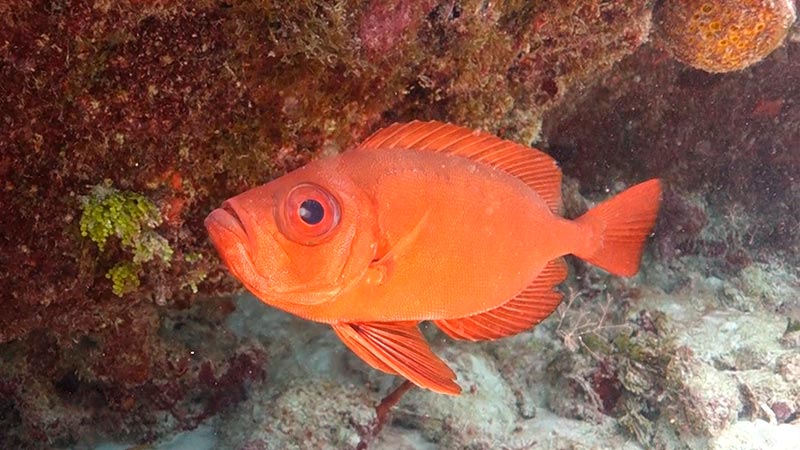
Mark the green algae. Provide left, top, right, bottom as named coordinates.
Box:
left=80, top=181, right=165, bottom=254
left=80, top=181, right=173, bottom=296
left=105, top=261, right=141, bottom=297
left=181, top=252, right=208, bottom=294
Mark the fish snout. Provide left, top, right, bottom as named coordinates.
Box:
left=220, top=200, right=244, bottom=228
left=205, top=200, right=249, bottom=247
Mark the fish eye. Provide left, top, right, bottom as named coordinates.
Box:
left=279, top=183, right=340, bottom=245
left=298, top=199, right=324, bottom=225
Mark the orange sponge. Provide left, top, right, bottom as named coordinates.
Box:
left=653, top=0, right=796, bottom=73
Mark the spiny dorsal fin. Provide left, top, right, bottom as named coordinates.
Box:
left=434, top=258, right=568, bottom=341
left=357, top=121, right=562, bottom=213
left=332, top=321, right=461, bottom=395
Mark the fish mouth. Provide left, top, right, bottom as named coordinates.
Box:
left=204, top=201, right=249, bottom=248
left=221, top=201, right=242, bottom=226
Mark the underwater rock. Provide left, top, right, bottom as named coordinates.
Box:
left=665, top=347, right=742, bottom=436
left=673, top=308, right=786, bottom=370
left=512, top=409, right=641, bottom=450
left=490, top=329, right=563, bottom=420
left=625, top=273, right=800, bottom=446
left=0, top=0, right=657, bottom=343
left=216, top=292, right=656, bottom=450
left=545, top=349, right=613, bottom=424
left=217, top=380, right=376, bottom=450
left=0, top=298, right=266, bottom=448
left=358, top=0, right=439, bottom=57
left=542, top=37, right=800, bottom=271
left=737, top=369, right=799, bottom=425
left=370, top=428, right=438, bottom=450
left=393, top=346, right=518, bottom=447
left=776, top=352, right=800, bottom=384
left=736, top=262, right=800, bottom=313
left=710, top=419, right=800, bottom=450
left=224, top=297, right=536, bottom=449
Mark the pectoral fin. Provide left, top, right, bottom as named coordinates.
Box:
left=332, top=321, right=461, bottom=395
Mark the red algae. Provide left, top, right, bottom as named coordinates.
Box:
left=359, top=0, right=438, bottom=56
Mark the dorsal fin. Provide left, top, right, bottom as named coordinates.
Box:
left=357, top=121, right=562, bottom=213
left=434, top=258, right=568, bottom=341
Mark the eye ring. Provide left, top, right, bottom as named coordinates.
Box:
left=278, top=183, right=341, bottom=245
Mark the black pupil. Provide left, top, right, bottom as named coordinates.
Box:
left=298, top=199, right=325, bottom=225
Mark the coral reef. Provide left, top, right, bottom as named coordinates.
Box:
left=611, top=279, right=800, bottom=448
left=1, top=0, right=653, bottom=337
left=536, top=22, right=800, bottom=448
left=652, top=0, right=796, bottom=73
left=0, top=299, right=266, bottom=448
left=665, top=347, right=742, bottom=436
left=391, top=346, right=519, bottom=447
left=1, top=1, right=655, bottom=445
left=220, top=380, right=376, bottom=450
left=1, top=0, right=798, bottom=448
left=215, top=295, right=644, bottom=450
left=212, top=248, right=800, bottom=449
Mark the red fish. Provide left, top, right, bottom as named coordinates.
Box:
left=205, top=121, right=662, bottom=395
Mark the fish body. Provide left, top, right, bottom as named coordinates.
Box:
left=205, top=121, right=662, bottom=394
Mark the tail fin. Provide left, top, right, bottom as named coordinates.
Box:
left=574, top=179, right=662, bottom=277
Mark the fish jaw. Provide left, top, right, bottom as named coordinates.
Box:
left=204, top=205, right=273, bottom=298
left=205, top=202, right=248, bottom=246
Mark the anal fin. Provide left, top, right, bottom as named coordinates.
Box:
left=332, top=321, right=461, bottom=395
left=435, top=258, right=568, bottom=341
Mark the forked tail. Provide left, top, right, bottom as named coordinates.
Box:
left=574, top=179, right=662, bottom=277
